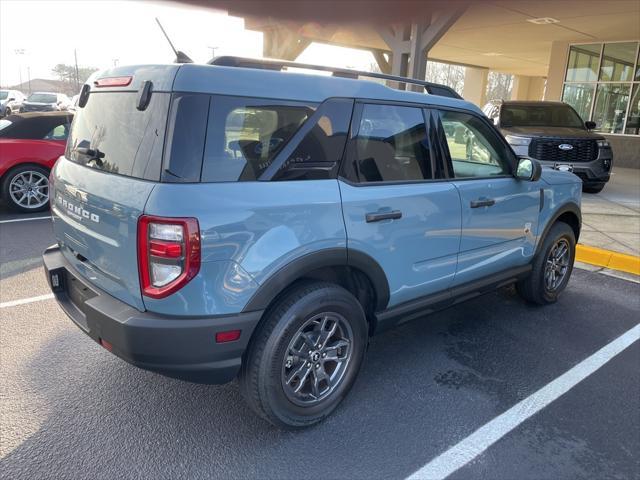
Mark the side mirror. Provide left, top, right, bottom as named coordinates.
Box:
left=585, top=120, right=596, bottom=130
left=515, top=156, right=542, bottom=182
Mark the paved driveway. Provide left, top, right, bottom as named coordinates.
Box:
left=1, top=207, right=639, bottom=480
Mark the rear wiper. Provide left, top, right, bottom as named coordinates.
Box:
left=74, top=146, right=105, bottom=167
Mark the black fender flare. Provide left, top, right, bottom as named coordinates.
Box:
left=242, top=248, right=390, bottom=312
left=535, top=201, right=581, bottom=256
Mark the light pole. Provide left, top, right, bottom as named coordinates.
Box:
left=14, top=49, right=25, bottom=87
left=208, top=46, right=218, bottom=59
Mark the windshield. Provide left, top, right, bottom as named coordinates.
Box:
left=501, top=104, right=585, bottom=128
left=0, top=91, right=8, bottom=100
left=0, top=119, right=13, bottom=131
left=27, top=93, right=57, bottom=103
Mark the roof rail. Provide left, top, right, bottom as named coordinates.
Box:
left=208, top=56, right=463, bottom=100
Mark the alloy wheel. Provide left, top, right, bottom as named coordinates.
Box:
left=9, top=170, right=50, bottom=209
left=281, top=312, right=353, bottom=406
left=544, top=238, right=570, bottom=291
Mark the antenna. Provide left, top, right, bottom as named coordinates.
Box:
left=155, top=17, right=193, bottom=64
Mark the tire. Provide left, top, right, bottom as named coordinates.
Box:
left=239, top=281, right=368, bottom=428
left=1, top=164, right=51, bottom=213
left=4, top=108, right=10, bottom=117
left=517, top=222, right=576, bottom=305
left=583, top=183, right=605, bottom=194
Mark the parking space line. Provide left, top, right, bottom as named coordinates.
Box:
left=406, top=323, right=640, bottom=480
left=0, top=293, right=54, bottom=309
left=0, top=216, right=52, bottom=224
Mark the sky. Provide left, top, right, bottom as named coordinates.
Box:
left=0, top=0, right=376, bottom=89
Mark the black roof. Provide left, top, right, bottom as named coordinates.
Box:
left=0, top=111, right=73, bottom=139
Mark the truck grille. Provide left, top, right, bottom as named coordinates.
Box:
left=528, top=138, right=598, bottom=163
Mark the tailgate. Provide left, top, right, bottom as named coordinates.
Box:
left=51, top=158, right=154, bottom=311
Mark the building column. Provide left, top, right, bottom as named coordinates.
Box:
left=545, top=41, right=569, bottom=101
left=262, top=23, right=310, bottom=60
left=512, top=75, right=546, bottom=101
left=463, top=66, right=489, bottom=107
left=378, top=5, right=467, bottom=90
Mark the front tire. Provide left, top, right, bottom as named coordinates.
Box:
left=517, top=222, right=576, bottom=305
left=1, top=165, right=51, bottom=213
left=239, top=282, right=368, bottom=428
left=583, top=183, right=605, bottom=194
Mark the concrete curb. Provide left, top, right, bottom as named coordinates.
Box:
left=576, top=244, right=640, bottom=276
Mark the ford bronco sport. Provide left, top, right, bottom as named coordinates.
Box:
left=483, top=100, right=612, bottom=193
left=43, top=58, right=581, bottom=428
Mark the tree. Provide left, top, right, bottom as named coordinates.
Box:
left=51, top=63, right=98, bottom=94
left=486, top=72, right=514, bottom=102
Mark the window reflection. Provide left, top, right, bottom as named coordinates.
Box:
left=599, top=42, right=637, bottom=82
left=562, top=83, right=595, bottom=120
left=593, top=84, right=630, bottom=134
left=566, top=44, right=601, bottom=82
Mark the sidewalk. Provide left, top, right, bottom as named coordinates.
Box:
left=580, top=167, right=640, bottom=257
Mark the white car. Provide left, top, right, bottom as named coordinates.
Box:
left=0, top=90, right=25, bottom=117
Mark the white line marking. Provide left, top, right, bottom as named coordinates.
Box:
left=406, top=323, right=640, bottom=480
left=0, top=293, right=55, bottom=309
left=0, top=216, right=51, bottom=224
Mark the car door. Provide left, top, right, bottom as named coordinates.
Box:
left=436, top=108, right=541, bottom=286
left=339, top=102, right=461, bottom=309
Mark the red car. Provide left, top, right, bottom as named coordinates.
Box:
left=0, top=112, right=73, bottom=212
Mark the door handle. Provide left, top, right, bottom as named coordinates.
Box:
left=365, top=210, right=402, bottom=223
left=470, top=198, right=495, bottom=208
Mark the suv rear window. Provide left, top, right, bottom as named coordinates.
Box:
left=67, top=92, right=170, bottom=180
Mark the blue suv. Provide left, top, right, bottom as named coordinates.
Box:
left=43, top=58, right=581, bottom=428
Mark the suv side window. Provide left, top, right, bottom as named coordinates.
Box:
left=439, top=110, right=512, bottom=178
left=351, top=104, right=433, bottom=182
left=272, top=98, right=353, bottom=181
left=202, top=96, right=316, bottom=182
left=43, top=123, right=70, bottom=140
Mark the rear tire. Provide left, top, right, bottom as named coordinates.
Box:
left=517, top=222, right=575, bottom=305
left=1, top=164, right=51, bottom=213
left=239, top=282, right=368, bottom=428
left=583, top=183, right=605, bottom=194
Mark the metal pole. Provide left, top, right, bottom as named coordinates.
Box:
left=27, top=67, right=31, bottom=94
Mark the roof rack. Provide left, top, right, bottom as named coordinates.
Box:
left=208, top=56, right=463, bottom=100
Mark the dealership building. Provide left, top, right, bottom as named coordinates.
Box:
left=225, top=1, right=640, bottom=167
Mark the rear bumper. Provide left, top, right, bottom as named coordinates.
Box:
left=43, top=245, right=263, bottom=384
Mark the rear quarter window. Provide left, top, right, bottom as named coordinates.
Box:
left=201, top=96, right=316, bottom=182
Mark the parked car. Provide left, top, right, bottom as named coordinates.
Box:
left=0, top=112, right=73, bottom=212
left=43, top=61, right=581, bottom=428
left=483, top=100, right=612, bottom=193
left=0, top=90, right=25, bottom=117
left=68, top=94, right=80, bottom=112
left=20, top=92, right=71, bottom=113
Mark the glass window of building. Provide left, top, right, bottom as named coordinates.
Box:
left=565, top=44, right=601, bottom=82
left=562, top=41, right=640, bottom=136
left=599, top=42, right=637, bottom=82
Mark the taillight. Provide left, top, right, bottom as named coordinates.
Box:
left=137, top=215, right=200, bottom=299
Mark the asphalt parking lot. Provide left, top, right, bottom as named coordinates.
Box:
left=1, top=204, right=639, bottom=480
